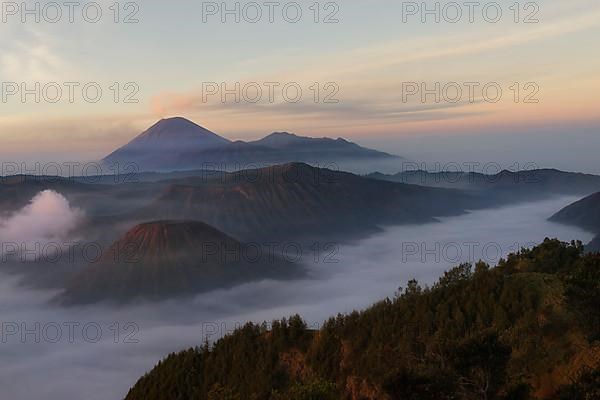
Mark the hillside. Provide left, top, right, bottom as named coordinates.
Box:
left=551, top=192, right=600, bottom=253
left=125, top=239, right=600, bottom=400
left=588, top=236, right=600, bottom=252
left=6, top=164, right=473, bottom=248
left=550, top=192, right=600, bottom=233
left=139, top=163, right=478, bottom=241
left=58, top=221, right=300, bottom=305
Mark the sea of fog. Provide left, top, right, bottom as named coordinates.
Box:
left=0, top=195, right=595, bottom=400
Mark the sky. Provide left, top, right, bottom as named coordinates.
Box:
left=0, top=0, right=599, bottom=171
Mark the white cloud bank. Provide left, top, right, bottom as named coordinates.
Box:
left=0, top=196, right=594, bottom=400
left=0, top=190, right=83, bottom=260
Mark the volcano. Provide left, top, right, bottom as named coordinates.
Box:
left=102, top=117, right=399, bottom=172
left=139, top=163, right=477, bottom=241
left=102, top=117, right=231, bottom=170
left=58, top=220, right=298, bottom=305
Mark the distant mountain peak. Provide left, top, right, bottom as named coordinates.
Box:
left=103, top=117, right=399, bottom=171
left=102, top=118, right=231, bottom=167
left=160, top=116, right=190, bottom=122
left=253, top=131, right=364, bottom=150
left=148, top=116, right=202, bottom=130
left=133, top=118, right=229, bottom=145
left=253, top=131, right=305, bottom=147
left=150, top=116, right=218, bottom=132
left=157, top=116, right=194, bottom=124
left=268, top=131, right=297, bottom=137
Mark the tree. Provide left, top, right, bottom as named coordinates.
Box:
left=451, top=331, right=511, bottom=400
left=207, top=383, right=241, bottom=400
left=556, top=368, right=600, bottom=400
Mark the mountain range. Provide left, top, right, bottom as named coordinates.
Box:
left=1, top=163, right=478, bottom=303
left=103, top=117, right=399, bottom=172
left=4, top=161, right=600, bottom=304
left=136, top=163, right=477, bottom=241
left=369, top=169, right=600, bottom=206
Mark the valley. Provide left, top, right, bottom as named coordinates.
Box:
left=0, top=196, right=594, bottom=400
left=3, top=3, right=599, bottom=398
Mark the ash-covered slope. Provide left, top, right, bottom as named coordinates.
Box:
left=142, top=163, right=477, bottom=241
left=58, top=220, right=299, bottom=305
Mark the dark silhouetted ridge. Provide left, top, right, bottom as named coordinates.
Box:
left=551, top=192, right=600, bottom=253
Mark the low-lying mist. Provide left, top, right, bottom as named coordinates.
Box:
left=0, top=196, right=594, bottom=400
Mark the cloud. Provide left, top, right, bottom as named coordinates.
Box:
left=151, top=89, right=484, bottom=120
left=0, top=196, right=594, bottom=400
left=0, top=26, right=70, bottom=82
left=0, top=190, right=84, bottom=261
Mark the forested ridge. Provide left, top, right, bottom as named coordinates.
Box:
left=126, top=239, right=600, bottom=400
